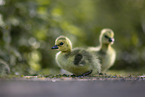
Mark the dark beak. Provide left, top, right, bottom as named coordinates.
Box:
left=51, top=45, right=58, bottom=49
left=108, top=38, right=115, bottom=42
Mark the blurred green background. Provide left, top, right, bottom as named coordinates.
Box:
left=0, top=0, right=145, bottom=75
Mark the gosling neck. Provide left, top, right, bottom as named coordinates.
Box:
left=61, top=48, right=72, bottom=53
left=100, top=43, right=111, bottom=52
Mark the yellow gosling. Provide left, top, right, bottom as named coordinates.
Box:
left=52, top=36, right=101, bottom=76
left=88, top=28, right=116, bottom=72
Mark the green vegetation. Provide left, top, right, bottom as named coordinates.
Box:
left=0, top=0, right=145, bottom=76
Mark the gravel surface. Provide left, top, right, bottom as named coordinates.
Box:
left=0, top=76, right=145, bottom=97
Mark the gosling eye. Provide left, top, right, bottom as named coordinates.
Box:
left=104, top=35, right=109, bottom=39
left=59, top=42, right=64, bottom=45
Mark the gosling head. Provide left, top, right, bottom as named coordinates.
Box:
left=100, top=28, right=115, bottom=45
left=52, top=36, right=72, bottom=52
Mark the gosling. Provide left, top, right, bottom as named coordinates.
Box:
left=88, top=28, right=116, bottom=72
left=52, top=36, right=101, bottom=76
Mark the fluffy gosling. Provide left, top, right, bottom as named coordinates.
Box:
left=52, top=36, right=101, bottom=76
left=88, top=28, right=116, bottom=72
